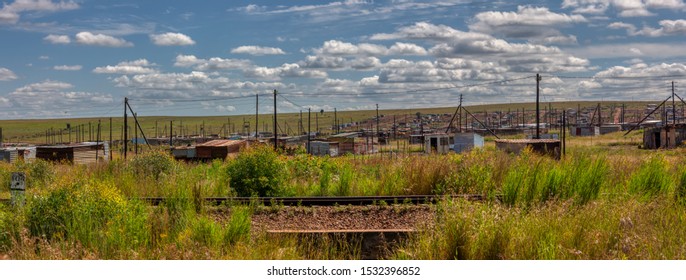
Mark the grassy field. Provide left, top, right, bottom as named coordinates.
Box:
left=0, top=101, right=656, bottom=144
left=2, top=101, right=686, bottom=259
left=1, top=128, right=686, bottom=259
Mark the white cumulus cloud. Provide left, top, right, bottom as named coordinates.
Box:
left=231, top=45, right=286, bottom=55
left=0, top=0, right=79, bottom=24
left=43, top=34, right=70, bottom=44
left=173, top=54, right=251, bottom=71
left=53, top=65, right=82, bottom=71
left=75, top=31, right=133, bottom=47
left=469, top=6, right=585, bottom=44
left=612, top=19, right=686, bottom=37
left=93, top=59, right=157, bottom=75
left=14, top=80, right=73, bottom=93
left=150, top=32, right=196, bottom=46
left=245, top=63, right=328, bottom=79
left=0, top=67, right=18, bottom=81
left=563, top=0, right=686, bottom=17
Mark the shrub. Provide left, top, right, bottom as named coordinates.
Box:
left=26, top=181, right=150, bottom=257
left=226, top=145, right=286, bottom=197
left=127, top=151, right=176, bottom=180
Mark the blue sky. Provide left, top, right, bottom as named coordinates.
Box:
left=1, top=0, right=686, bottom=119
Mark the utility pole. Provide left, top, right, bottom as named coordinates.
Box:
left=307, top=108, right=311, bottom=153
left=96, top=120, right=101, bottom=162
left=459, top=94, right=463, bottom=132
left=134, top=113, right=138, bottom=155
left=536, top=73, right=541, bottom=139
left=273, top=89, right=277, bottom=151
left=672, top=81, right=676, bottom=125
left=577, top=104, right=580, bottom=125
left=334, top=108, right=338, bottom=134
left=256, top=94, right=259, bottom=138
left=109, top=118, right=112, bottom=160
left=376, top=104, right=380, bottom=152
left=622, top=103, right=626, bottom=124
left=393, top=115, right=397, bottom=139
left=376, top=104, right=380, bottom=139
left=124, top=97, right=128, bottom=160
left=169, top=121, right=173, bottom=148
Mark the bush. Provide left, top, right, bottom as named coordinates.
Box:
left=226, top=145, right=286, bottom=197
left=127, top=151, right=176, bottom=180
left=26, top=181, right=150, bottom=257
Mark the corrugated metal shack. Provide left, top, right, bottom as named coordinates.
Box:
left=36, top=142, right=108, bottom=164
left=308, top=141, right=340, bottom=156
left=409, top=135, right=424, bottom=144
left=172, top=146, right=196, bottom=160
left=195, top=139, right=247, bottom=160
left=328, top=132, right=376, bottom=154
left=453, top=133, right=484, bottom=153
left=569, top=125, right=599, bottom=136
left=643, top=124, right=686, bottom=149
left=0, top=147, right=36, bottom=163
left=599, top=125, right=622, bottom=134
left=569, top=125, right=622, bottom=136
left=424, top=134, right=451, bottom=154
left=495, top=139, right=561, bottom=160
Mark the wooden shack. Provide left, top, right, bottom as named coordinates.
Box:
left=569, top=125, right=598, bottom=136
left=195, top=139, right=247, bottom=159
left=495, top=139, right=561, bottom=160
left=308, top=141, right=340, bottom=156
left=328, top=132, right=376, bottom=154
left=0, top=147, right=34, bottom=163
left=36, top=142, right=108, bottom=164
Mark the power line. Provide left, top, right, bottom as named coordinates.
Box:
left=547, top=74, right=686, bottom=80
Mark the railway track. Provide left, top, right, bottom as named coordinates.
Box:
left=143, top=194, right=493, bottom=206
left=0, top=194, right=497, bottom=206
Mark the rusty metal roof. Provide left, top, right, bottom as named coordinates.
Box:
left=495, top=139, right=560, bottom=144
left=196, top=139, right=245, bottom=147
left=37, top=142, right=105, bottom=149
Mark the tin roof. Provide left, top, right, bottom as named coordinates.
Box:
left=330, top=132, right=360, bottom=138
left=196, top=139, right=245, bottom=147
left=495, top=139, right=560, bottom=144
left=37, top=142, right=106, bottom=149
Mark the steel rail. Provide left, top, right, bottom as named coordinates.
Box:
left=0, top=194, right=497, bottom=207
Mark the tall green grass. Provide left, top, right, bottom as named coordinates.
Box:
left=5, top=143, right=686, bottom=259
left=628, top=156, right=673, bottom=199
left=396, top=198, right=686, bottom=260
